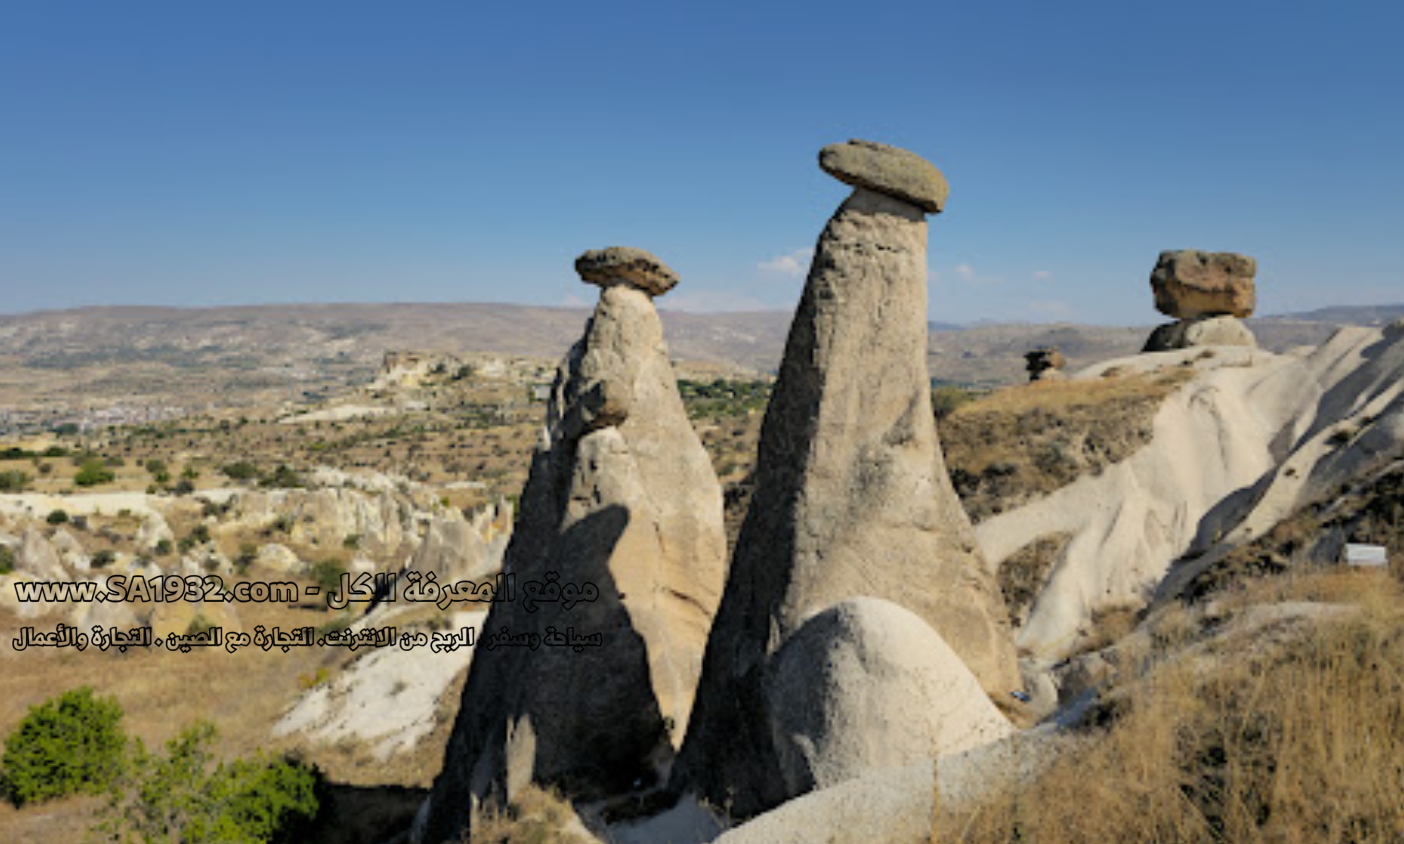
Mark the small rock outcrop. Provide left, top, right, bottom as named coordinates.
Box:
left=764, top=598, right=1012, bottom=800
left=1024, top=347, right=1067, bottom=381
left=416, top=248, right=726, bottom=843
left=1144, top=314, right=1257, bottom=352
left=673, top=140, right=1018, bottom=818
left=1146, top=250, right=1258, bottom=351
left=16, top=527, right=65, bottom=581
left=406, top=511, right=502, bottom=585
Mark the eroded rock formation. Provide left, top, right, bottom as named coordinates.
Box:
left=672, top=140, right=1018, bottom=817
left=415, top=248, right=726, bottom=843
left=1145, top=250, right=1258, bottom=351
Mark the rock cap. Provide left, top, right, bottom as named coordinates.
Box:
left=818, top=139, right=949, bottom=214
left=575, top=247, right=679, bottom=297
left=1151, top=250, right=1257, bottom=319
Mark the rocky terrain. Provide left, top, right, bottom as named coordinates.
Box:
left=3, top=140, right=1404, bottom=844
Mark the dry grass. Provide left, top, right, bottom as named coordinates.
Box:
left=950, top=571, right=1404, bottom=844
left=465, top=785, right=595, bottom=844
left=997, top=533, right=1073, bottom=627
left=942, top=370, right=1192, bottom=521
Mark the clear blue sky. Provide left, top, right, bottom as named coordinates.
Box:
left=2, top=1, right=1400, bottom=324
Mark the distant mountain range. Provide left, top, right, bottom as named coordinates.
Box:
left=0, top=302, right=1398, bottom=413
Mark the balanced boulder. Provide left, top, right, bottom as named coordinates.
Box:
left=1145, top=250, right=1259, bottom=351
left=1151, top=250, right=1257, bottom=319
left=416, top=248, right=726, bottom=843
left=672, top=141, right=1018, bottom=817
left=575, top=246, right=680, bottom=297
left=818, top=139, right=949, bottom=213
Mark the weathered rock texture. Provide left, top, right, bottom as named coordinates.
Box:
left=819, top=139, right=949, bottom=213
left=1143, top=314, right=1257, bottom=352
left=416, top=251, right=726, bottom=844
left=574, top=247, right=679, bottom=297
left=765, top=598, right=1012, bottom=800
left=672, top=144, right=1018, bottom=818
left=1151, top=250, right=1257, bottom=319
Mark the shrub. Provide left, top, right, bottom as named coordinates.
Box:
left=931, top=384, right=976, bottom=420
left=93, top=721, right=322, bottom=844
left=260, top=465, right=305, bottom=489
left=310, top=558, right=347, bottom=595
left=1, top=687, right=126, bottom=806
left=0, top=545, right=13, bottom=575
left=74, top=459, right=115, bottom=487
left=92, top=549, right=116, bottom=568
left=235, top=543, right=257, bottom=574
left=220, top=461, right=262, bottom=482
left=0, top=469, right=33, bottom=492
left=46, top=509, right=69, bottom=525
left=154, top=538, right=173, bottom=557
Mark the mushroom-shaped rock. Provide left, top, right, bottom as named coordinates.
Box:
left=818, top=139, right=949, bottom=214
left=575, top=246, right=679, bottom=297
left=416, top=251, right=726, bottom=844
left=1151, top=250, right=1257, bottom=319
left=673, top=142, right=1017, bottom=819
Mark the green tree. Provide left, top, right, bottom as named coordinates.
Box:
left=1, top=687, right=126, bottom=806
left=93, top=721, right=321, bottom=844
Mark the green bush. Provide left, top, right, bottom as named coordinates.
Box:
left=932, top=384, right=976, bottom=420
left=46, top=509, right=69, bottom=525
left=1, top=687, right=126, bottom=807
left=309, top=558, right=347, bottom=595
left=259, top=465, right=304, bottom=489
left=0, top=469, right=33, bottom=492
left=93, top=721, right=322, bottom=844
left=0, top=545, right=13, bottom=575
left=75, top=459, right=115, bottom=488
left=220, top=462, right=262, bottom=482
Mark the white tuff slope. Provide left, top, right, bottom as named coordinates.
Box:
left=978, top=323, right=1404, bottom=662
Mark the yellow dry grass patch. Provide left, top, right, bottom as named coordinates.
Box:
left=950, top=570, right=1404, bottom=844
left=942, top=370, right=1192, bottom=521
